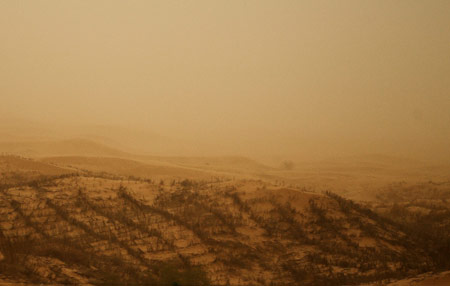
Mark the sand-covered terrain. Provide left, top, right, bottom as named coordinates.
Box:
left=1, top=155, right=449, bottom=285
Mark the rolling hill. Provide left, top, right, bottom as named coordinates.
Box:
left=0, top=170, right=446, bottom=285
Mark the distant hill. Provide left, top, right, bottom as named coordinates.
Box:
left=274, top=154, right=450, bottom=201
left=2, top=138, right=449, bottom=202
left=0, top=155, right=70, bottom=175
left=0, top=118, right=201, bottom=157
left=0, top=138, right=272, bottom=177
left=40, top=156, right=221, bottom=180
left=141, top=155, right=273, bottom=174
left=0, top=139, right=128, bottom=158
left=0, top=155, right=72, bottom=184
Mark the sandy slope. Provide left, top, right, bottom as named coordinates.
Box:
left=0, top=174, right=433, bottom=285
left=2, top=138, right=450, bottom=202
left=0, top=139, right=128, bottom=158
left=0, top=156, right=72, bottom=180
left=40, top=156, right=226, bottom=180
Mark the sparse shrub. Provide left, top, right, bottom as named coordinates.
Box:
left=157, top=261, right=210, bottom=286
left=280, top=160, right=295, bottom=170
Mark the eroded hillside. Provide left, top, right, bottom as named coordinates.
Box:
left=0, top=169, right=441, bottom=285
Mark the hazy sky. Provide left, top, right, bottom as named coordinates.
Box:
left=1, top=1, right=449, bottom=161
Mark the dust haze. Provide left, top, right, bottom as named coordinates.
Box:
left=2, top=2, right=450, bottom=285
left=1, top=0, right=449, bottom=163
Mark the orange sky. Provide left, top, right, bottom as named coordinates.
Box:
left=1, top=1, right=449, bottom=162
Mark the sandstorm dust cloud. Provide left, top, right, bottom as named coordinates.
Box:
left=1, top=1, right=449, bottom=162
